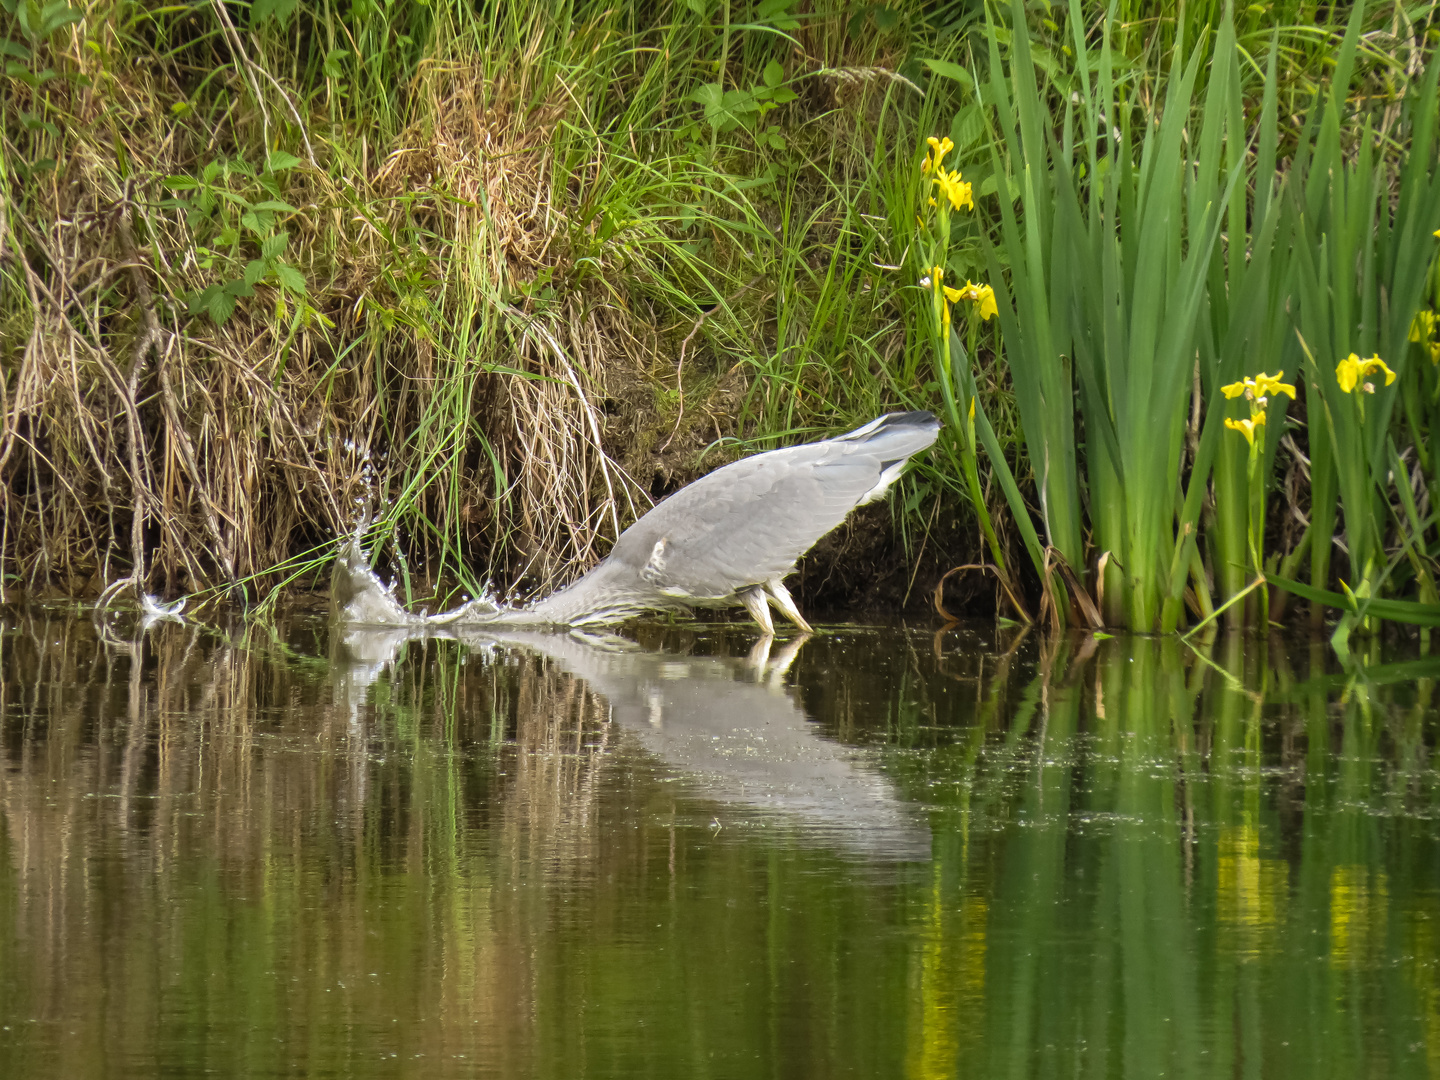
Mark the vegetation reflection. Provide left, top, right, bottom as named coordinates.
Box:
left=0, top=614, right=1437, bottom=1078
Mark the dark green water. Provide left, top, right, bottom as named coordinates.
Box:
left=1, top=611, right=1438, bottom=1078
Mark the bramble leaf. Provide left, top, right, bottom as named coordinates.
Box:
left=273, top=262, right=306, bottom=294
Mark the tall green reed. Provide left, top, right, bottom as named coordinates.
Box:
left=978, top=0, right=1235, bottom=631
left=1276, top=6, right=1440, bottom=640
left=947, top=0, right=1440, bottom=634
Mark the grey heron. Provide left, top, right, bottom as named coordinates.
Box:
left=334, top=411, right=940, bottom=631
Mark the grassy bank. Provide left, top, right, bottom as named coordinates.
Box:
left=2, top=0, right=1438, bottom=632
left=3, top=0, right=963, bottom=610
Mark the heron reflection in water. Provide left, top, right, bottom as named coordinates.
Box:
left=332, top=621, right=930, bottom=861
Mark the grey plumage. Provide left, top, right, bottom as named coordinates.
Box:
left=334, top=411, right=940, bottom=630
left=523, top=410, right=940, bottom=628
left=332, top=622, right=930, bottom=859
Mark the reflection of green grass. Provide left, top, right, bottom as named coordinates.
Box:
left=901, top=630, right=1440, bottom=1077
left=3, top=618, right=1440, bottom=1076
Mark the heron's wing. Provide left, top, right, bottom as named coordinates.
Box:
left=609, top=412, right=939, bottom=599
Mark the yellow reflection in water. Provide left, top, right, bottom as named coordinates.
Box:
left=907, top=868, right=987, bottom=1080
left=1216, top=823, right=1286, bottom=960
left=1330, top=864, right=1389, bottom=971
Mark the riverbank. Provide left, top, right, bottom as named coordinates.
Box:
left=3, top=1, right=1435, bottom=629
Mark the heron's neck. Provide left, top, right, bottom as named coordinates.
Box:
left=514, top=561, right=646, bottom=626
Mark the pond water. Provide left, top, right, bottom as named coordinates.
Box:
left=1, top=610, right=1438, bottom=1078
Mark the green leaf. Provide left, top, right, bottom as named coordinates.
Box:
left=690, top=82, right=760, bottom=132
left=322, top=47, right=349, bottom=79
left=1268, top=575, right=1440, bottom=627
left=922, top=58, right=972, bottom=90
left=949, top=102, right=984, bottom=151
left=755, top=0, right=798, bottom=29
left=244, top=259, right=268, bottom=286
left=212, top=189, right=254, bottom=207
left=688, top=82, right=723, bottom=108
left=266, top=151, right=302, bottom=173
left=719, top=89, right=760, bottom=127
left=249, top=199, right=297, bottom=212
left=0, top=39, right=31, bottom=60
left=762, top=60, right=784, bottom=89
left=261, top=230, right=289, bottom=261
left=273, top=262, right=307, bottom=294
left=163, top=174, right=199, bottom=190
left=251, top=0, right=298, bottom=28
left=6, top=61, right=55, bottom=85
left=205, top=287, right=236, bottom=326
left=38, top=2, right=82, bottom=36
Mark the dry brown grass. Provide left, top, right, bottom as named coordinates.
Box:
left=1, top=1, right=936, bottom=611
left=1, top=31, right=663, bottom=605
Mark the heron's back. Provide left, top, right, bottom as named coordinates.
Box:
left=602, top=411, right=940, bottom=602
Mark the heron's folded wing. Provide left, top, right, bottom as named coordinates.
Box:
left=609, top=445, right=889, bottom=598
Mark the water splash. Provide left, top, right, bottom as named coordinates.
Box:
left=330, top=526, right=509, bottom=628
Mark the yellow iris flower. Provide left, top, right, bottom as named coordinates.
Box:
left=1220, top=370, right=1296, bottom=401
left=1335, top=353, right=1396, bottom=394
left=922, top=136, right=954, bottom=174
left=1224, top=413, right=1265, bottom=445
left=1410, top=310, right=1439, bottom=364
left=957, top=280, right=997, bottom=321
left=933, top=168, right=974, bottom=212
left=930, top=268, right=997, bottom=322
left=922, top=137, right=972, bottom=212
left=1221, top=370, right=1290, bottom=448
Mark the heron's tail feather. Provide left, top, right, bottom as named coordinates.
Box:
left=833, top=410, right=940, bottom=448
left=838, top=411, right=941, bottom=505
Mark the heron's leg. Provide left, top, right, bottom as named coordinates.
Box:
left=745, top=634, right=774, bottom=673
left=739, top=585, right=775, bottom=634
left=763, top=634, right=810, bottom=689
left=763, top=579, right=813, bottom=633
left=743, top=632, right=809, bottom=684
